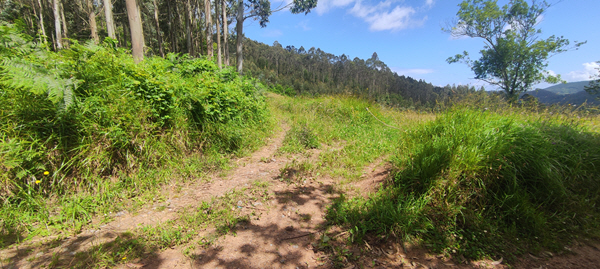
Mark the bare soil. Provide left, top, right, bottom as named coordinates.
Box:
left=2, top=122, right=600, bottom=269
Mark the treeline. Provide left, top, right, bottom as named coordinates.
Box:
left=243, top=39, right=485, bottom=108
left=0, top=0, right=231, bottom=60
left=0, top=0, right=318, bottom=71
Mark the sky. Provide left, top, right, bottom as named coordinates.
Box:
left=242, top=0, right=600, bottom=90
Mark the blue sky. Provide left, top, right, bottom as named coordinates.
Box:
left=243, top=0, right=600, bottom=90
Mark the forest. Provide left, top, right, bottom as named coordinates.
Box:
left=1, top=0, right=600, bottom=268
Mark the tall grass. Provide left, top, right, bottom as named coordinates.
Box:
left=0, top=23, right=270, bottom=246
left=269, top=94, right=431, bottom=180
left=327, top=107, right=600, bottom=260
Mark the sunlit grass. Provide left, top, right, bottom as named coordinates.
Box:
left=327, top=106, right=600, bottom=261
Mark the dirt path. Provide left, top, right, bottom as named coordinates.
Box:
left=2, top=121, right=600, bottom=269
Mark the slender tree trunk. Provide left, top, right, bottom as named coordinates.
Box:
left=136, top=0, right=145, bottom=48
left=36, top=0, right=47, bottom=45
left=185, top=0, right=193, bottom=56
left=60, top=0, right=68, bottom=48
left=222, top=0, right=229, bottom=66
left=87, top=0, right=99, bottom=44
left=196, top=0, right=203, bottom=56
left=216, top=0, right=221, bottom=68
left=53, top=0, right=62, bottom=49
left=152, top=0, right=164, bottom=57
left=205, top=0, right=213, bottom=60
left=104, top=0, right=116, bottom=39
left=236, top=0, right=243, bottom=74
left=167, top=0, right=176, bottom=53
left=125, top=0, right=144, bottom=62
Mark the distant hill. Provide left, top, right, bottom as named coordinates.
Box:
left=541, top=81, right=592, bottom=95
left=525, top=88, right=600, bottom=106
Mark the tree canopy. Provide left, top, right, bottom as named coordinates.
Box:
left=445, top=0, right=584, bottom=101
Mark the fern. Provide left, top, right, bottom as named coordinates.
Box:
left=0, top=22, right=73, bottom=104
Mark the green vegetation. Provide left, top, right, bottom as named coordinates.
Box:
left=269, top=94, right=429, bottom=180
left=2, top=9, right=600, bottom=267
left=0, top=22, right=269, bottom=246
left=445, top=0, right=584, bottom=100
left=327, top=107, right=600, bottom=260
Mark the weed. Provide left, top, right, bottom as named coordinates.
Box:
left=279, top=159, right=314, bottom=183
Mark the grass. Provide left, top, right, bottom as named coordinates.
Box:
left=326, top=106, right=600, bottom=261
left=269, top=93, right=432, bottom=180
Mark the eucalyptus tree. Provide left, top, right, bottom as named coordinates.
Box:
left=85, top=0, right=98, bottom=43
left=125, top=0, right=144, bottom=62
left=445, top=0, right=584, bottom=101
left=52, top=0, right=62, bottom=49
left=222, top=0, right=229, bottom=65
left=235, top=0, right=317, bottom=75
left=103, top=0, right=115, bottom=39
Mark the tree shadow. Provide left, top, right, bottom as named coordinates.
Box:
left=0, top=231, right=163, bottom=269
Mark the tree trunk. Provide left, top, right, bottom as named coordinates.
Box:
left=136, top=0, right=145, bottom=48
left=185, top=0, right=193, bottom=56
left=236, top=0, right=243, bottom=74
left=87, top=0, right=99, bottom=44
left=196, top=0, right=204, bottom=56
left=152, top=0, right=164, bottom=57
left=167, top=0, right=177, bottom=53
left=52, top=0, right=62, bottom=49
left=125, top=0, right=144, bottom=62
left=36, top=0, right=47, bottom=45
left=216, top=0, right=221, bottom=68
left=205, top=0, right=213, bottom=60
left=60, top=0, right=68, bottom=48
left=222, top=0, right=229, bottom=66
left=103, top=0, right=116, bottom=39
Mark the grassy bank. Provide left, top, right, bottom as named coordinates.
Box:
left=0, top=23, right=271, bottom=246
left=327, top=107, right=600, bottom=260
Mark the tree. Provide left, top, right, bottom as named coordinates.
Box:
left=152, top=0, right=164, bottom=57
left=103, top=0, right=116, bottom=39
left=205, top=0, right=213, bottom=59
left=222, top=0, right=229, bottom=66
left=216, top=0, right=222, bottom=68
left=86, top=0, right=99, bottom=44
left=584, top=61, right=600, bottom=99
left=235, top=0, right=317, bottom=75
left=52, top=0, right=62, bottom=49
left=125, top=0, right=144, bottom=62
left=445, top=0, right=584, bottom=101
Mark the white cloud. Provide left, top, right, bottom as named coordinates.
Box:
left=316, top=0, right=356, bottom=15
left=566, top=62, right=600, bottom=82
left=297, top=20, right=311, bottom=31
left=425, top=0, right=434, bottom=7
left=349, top=1, right=427, bottom=31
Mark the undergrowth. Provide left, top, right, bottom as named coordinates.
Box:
left=327, top=107, right=600, bottom=261
left=0, top=22, right=271, bottom=246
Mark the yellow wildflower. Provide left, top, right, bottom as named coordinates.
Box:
left=43, top=171, right=49, bottom=176
left=35, top=180, right=41, bottom=184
